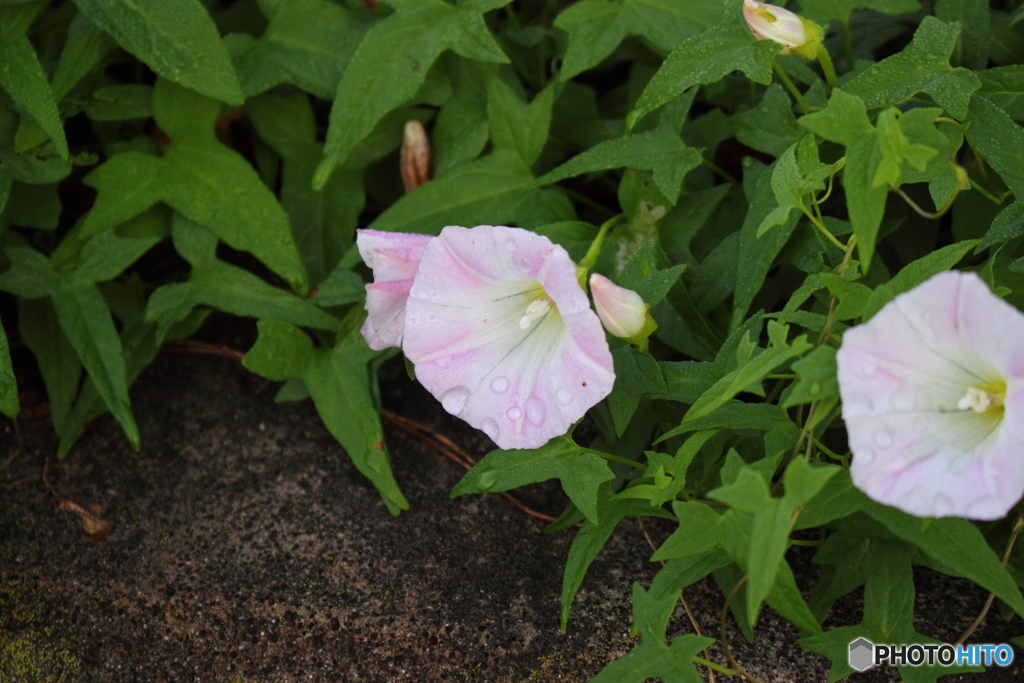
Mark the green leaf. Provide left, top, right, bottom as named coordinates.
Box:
left=17, top=298, right=80, bottom=435
left=683, top=321, right=811, bottom=425
left=756, top=136, right=833, bottom=237
left=734, top=85, right=801, bottom=158
left=487, top=73, right=553, bottom=168
left=862, top=239, right=980, bottom=318
left=626, top=21, right=780, bottom=131
left=243, top=317, right=409, bottom=514
left=976, top=65, right=1024, bottom=121
left=82, top=79, right=308, bottom=294
left=227, top=0, right=367, bottom=100
left=80, top=84, right=153, bottom=121
left=607, top=346, right=666, bottom=436
left=978, top=200, right=1024, bottom=251
left=842, top=17, right=980, bottom=120
left=145, top=217, right=339, bottom=345
left=450, top=434, right=615, bottom=524
left=432, top=55, right=489, bottom=175
left=592, top=582, right=713, bottom=683
left=862, top=500, right=1024, bottom=618
left=57, top=278, right=208, bottom=459
left=819, top=272, right=872, bottom=321
left=843, top=135, right=887, bottom=272
left=0, top=315, right=15, bottom=417
left=538, top=121, right=702, bottom=205
left=732, top=161, right=802, bottom=328
left=935, top=0, right=991, bottom=70
left=313, top=266, right=364, bottom=307
left=0, top=223, right=163, bottom=448
left=554, top=0, right=724, bottom=80
left=783, top=345, right=838, bottom=407
left=0, top=2, right=68, bottom=158
left=797, top=0, right=919, bottom=25
left=51, top=283, right=139, bottom=448
left=797, top=88, right=874, bottom=148
left=616, top=239, right=685, bottom=308
left=560, top=496, right=674, bottom=631
left=872, top=107, right=938, bottom=188
left=72, top=0, right=244, bottom=105
left=365, top=151, right=536, bottom=234
left=247, top=89, right=363, bottom=284
left=801, top=539, right=982, bottom=682
left=965, top=93, right=1024, bottom=198
left=314, top=0, right=507, bottom=188
left=50, top=12, right=118, bottom=103
left=796, top=470, right=867, bottom=531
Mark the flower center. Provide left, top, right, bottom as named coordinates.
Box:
left=957, top=383, right=1006, bottom=414
left=519, top=297, right=553, bottom=329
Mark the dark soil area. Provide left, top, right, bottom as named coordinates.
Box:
left=1, top=339, right=1022, bottom=682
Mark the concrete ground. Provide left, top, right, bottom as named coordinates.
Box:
left=1, top=330, right=1021, bottom=682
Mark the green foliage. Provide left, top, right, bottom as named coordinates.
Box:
left=3, top=2, right=1024, bottom=681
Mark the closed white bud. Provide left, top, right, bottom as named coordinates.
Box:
left=590, top=273, right=648, bottom=340
left=743, top=0, right=823, bottom=58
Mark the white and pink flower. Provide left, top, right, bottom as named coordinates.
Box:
left=357, top=226, right=616, bottom=450
left=837, top=271, right=1024, bottom=520
left=743, top=0, right=823, bottom=58
left=356, top=230, right=433, bottom=350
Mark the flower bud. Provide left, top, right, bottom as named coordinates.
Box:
left=743, top=0, right=823, bottom=59
left=590, top=273, right=657, bottom=348
left=400, top=120, right=430, bottom=192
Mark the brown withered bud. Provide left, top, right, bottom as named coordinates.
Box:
left=400, top=120, right=431, bottom=193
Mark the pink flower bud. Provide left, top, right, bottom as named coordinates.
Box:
left=590, top=273, right=648, bottom=340
left=400, top=120, right=430, bottom=192
left=743, top=0, right=822, bottom=58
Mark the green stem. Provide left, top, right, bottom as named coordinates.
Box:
left=789, top=539, right=823, bottom=547
left=692, top=657, right=739, bottom=676
left=591, top=450, right=647, bottom=471
left=800, top=205, right=846, bottom=251
left=817, top=47, right=838, bottom=89
left=773, top=61, right=810, bottom=113
left=578, top=214, right=625, bottom=272
left=841, top=19, right=853, bottom=70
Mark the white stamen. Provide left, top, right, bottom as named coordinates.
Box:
left=958, top=387, right=994, bottom=414
left=518, top=298, right=552, bottom=330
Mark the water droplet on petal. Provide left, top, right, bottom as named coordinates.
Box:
left=435, top=355, right=452, bottom=369
left=490, top=376, right=509, bottom=394
left=440, top=386, right=471, bottom=415
left=525, top=397, right=547, bottom=426
left=856, top=446, right=875, bottom=465
left=481, top=418, right=500, bottom=441
left=427, top=313, right=437, bottom=322
left=506, top=406, right=522, bottom=420
left=874, top=428, right=893, bottom=447
left=855, top=360, right=876, bottom=378
left=556, top=388, right=572, bottom=405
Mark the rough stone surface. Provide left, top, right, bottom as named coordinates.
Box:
left=1, top=347, right=1022, bottom=682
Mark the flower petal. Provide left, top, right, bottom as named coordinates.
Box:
left=847, top=409, right=1009, bottom=518
left=837, top=272, right=995, bottom=419
left=403, top=225, right=614, bottom=449
left=838, top=270, right=1024, bottom=520
left=356, top=229, right=433, bottom=349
